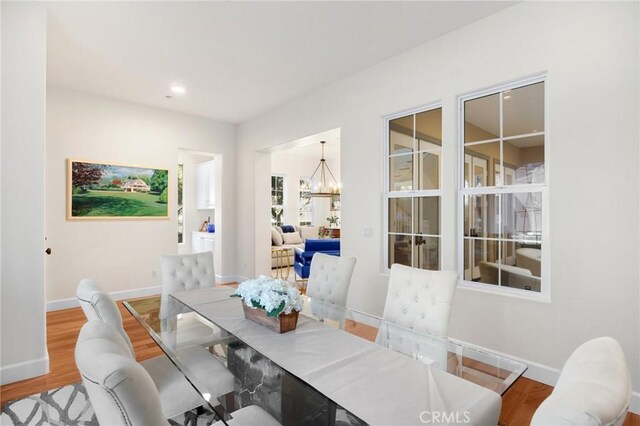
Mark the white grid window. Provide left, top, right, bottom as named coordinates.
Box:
left=271, top=175, right=286, bottom=226
left=299, top=177, right=313, bottom=226
left=385, top=105, right=442, bottom=271
left=458, top=76, right=548, bottom=298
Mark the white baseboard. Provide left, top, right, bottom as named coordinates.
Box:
left=632, top=392, right=640, bottom=414
left=219, top=275, right=250, bottom=283
left=46, top=285, right=162, bottom=312
left=449, top=337, right=640, bottom=414
left=0, top=355, right=49, bottom=386
left=215, top=274, right=248, bottom=284
left=46, top=277, right=248, bottom=311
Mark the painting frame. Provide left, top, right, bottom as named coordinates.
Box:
left=67, top=159, right=170, bottom=220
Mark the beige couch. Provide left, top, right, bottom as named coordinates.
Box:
left=271, top=226, right=321, bottom=268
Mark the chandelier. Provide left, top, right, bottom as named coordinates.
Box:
left=309, top=141, right=340, bottom=197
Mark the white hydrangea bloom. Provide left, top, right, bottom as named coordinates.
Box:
left=234, top=275, right=303, bottom=316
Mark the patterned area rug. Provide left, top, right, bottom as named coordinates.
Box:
left=0, top=383, right=220, bottom=426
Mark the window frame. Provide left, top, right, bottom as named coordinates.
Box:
left=383, top=101, right=443, bottom=273
left=456, top=74, right=550, bottom=301
left=271, top=174, right=287, bottom=227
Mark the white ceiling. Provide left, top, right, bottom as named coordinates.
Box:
left=46, top=1, right=516, bottom=124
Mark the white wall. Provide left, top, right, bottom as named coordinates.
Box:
left=46, top=88, right=237, bottom=304
left=1, top=2, right=49, bottom=384
left=270, top=148, right=340, bottom=228
left=237, top=1, right=640, bottom=396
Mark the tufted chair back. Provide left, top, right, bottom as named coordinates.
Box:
left=379, top=264, right=457, bottom=338
left=160, top=252, right=215, bottom=295
left=75, top=321, right=168, bottom=426
left=307, top=253, right=356, bottom=306
left=76, top=279, right=135, bottom=356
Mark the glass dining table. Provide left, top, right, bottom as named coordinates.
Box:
left=124, top=287, right=526, bottom=425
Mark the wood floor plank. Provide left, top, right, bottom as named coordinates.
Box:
left=1, top=302, right=638, bottom=426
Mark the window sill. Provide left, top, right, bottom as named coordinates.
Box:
left=457, top=280, right=550, bottom=303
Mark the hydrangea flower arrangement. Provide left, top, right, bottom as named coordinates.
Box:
left=232, top=275, right=304, bottom=317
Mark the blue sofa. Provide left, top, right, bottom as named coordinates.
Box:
left=294, top=239, right=340, bottom=281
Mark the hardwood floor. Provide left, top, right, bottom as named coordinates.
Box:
left=1, top=304, right=638, bottom=426
left=0, top=302, right=162, bottom=405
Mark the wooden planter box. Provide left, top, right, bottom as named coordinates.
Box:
left=242, top=303, right=299, bottom=334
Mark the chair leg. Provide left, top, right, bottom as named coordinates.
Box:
left=294, top=276, right=308, bottom=294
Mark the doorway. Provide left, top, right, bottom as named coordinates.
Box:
left=255, top=128, right=341, bottom=279
left=177, top=149, right=223, bottom=280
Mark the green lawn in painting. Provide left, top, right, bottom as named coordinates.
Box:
left=72, top=190, right=167, bottom=217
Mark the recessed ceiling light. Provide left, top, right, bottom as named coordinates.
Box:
left=171, top=85, right=186, bottom=94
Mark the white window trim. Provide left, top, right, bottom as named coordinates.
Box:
left=271, top=174, right=287, bottom=226
left=456, top=73, right=550, bottom=302
left=383, top=101, right=443, bottom=274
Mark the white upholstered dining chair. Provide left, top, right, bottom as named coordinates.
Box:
left=76, top=320, right=169, bottom=426
left=375, top=264, right=457, bottom=368
left=76, top=279, right=232, bottom=418
left=307, top=253, right=357, bottom=306
left=305, top=253, right=356, bottom=327
left=531, top=337, right=631, bottom=426
left=160, top=251, right=215, bottom=295
left=160, top=252, right=216, bottom=317
left=76, top=321, right=280, bottom=426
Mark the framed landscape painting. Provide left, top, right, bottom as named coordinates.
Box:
left=67, top=160, right=169, bottom=220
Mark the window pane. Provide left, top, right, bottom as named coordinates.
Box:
left=389, top=117, right=414, bottom=155
left=501, top=240, right=517, bottom=267
left=503, top=82, right=544, bottom=137
left=464, top=93, right=500, bottom=143
left=501, top=192, right=542, bottom=242
left=272, top=192, right=283, bottom=206
left=514, top=244, right=542, bottom=278
left=414, top=236, right=439, bottom=270
left=415, top=108, right=442, bottom=145
left=463, top=194, right=498, bottom=239
left=417, top=148, right=440, bottom=190
left=389, top=234, right=412, bottom=268
left=389, top=154, right=413, bottom=191
left=464, top=143, right=498, bottom=187
left=503, top=135, right=544, bottom=185
left=414, top=197, right=439, bottom=235
left=464, top=238, right=499, bottom=284
left=389, top=198, right=412, bottom=234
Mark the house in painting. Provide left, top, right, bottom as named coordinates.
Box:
left=121, top=178, right=150, bottom=193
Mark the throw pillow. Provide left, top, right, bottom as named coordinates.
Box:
left=299, top=226, right=320, bottom=241
left=271, top=227, right=283, bottom=246
left=281, top=224, right=295, bottom=233
left=282, top=231, right=303, bottom=245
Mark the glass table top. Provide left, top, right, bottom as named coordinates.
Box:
left=124, top=289, right=526, bottom=425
